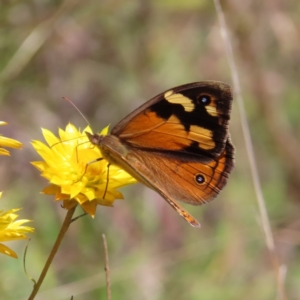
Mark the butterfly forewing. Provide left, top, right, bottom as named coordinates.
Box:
left=111, top=81, right=233, bottom=158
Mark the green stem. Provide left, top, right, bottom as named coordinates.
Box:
left=28, top=206, right=77, bottom=300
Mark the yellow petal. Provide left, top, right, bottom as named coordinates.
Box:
left=0, top=148, right=10, bottom=156
left=0, top=136, right=22, bottom=148
left=32, top=123, right=137, bottom=217
left=0, top=243, right=18, bottom=258
left=81, top=201, right=98, bottom=217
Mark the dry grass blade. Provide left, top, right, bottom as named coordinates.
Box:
left=102, top=234, right=111, bottom=300
left=0, top=0, right=77, bottom=83
left=213, top=0, right=287, bottom=299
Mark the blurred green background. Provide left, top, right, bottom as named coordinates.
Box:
left=1, top=0, right=300, bottom=299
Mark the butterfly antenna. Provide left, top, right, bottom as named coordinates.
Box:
left=63, top=96, right=90, bottom=126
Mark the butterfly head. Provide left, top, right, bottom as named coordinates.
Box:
left=86, top=131, right=130, bottom=167
left=86, top=131, right=104, bottom=147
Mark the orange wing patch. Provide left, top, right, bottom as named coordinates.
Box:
left=118, top=110, right=215, bottom=151
left=126, top=138, right=234, bottom=205
left=158, top=142, right=232, bottom=204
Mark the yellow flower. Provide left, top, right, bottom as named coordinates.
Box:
left=31, top=124, right=137, bottom=217
left=0, top=192, right=34, bottom=258
left=0, top=121, right=23, bottom=156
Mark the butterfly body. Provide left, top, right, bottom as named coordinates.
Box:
left=89, top=134, right=152, bottom=188
left=87, top=81, right=235, bottom=227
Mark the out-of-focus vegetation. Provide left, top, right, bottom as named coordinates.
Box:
left=1, top=0, right=300, bottom=299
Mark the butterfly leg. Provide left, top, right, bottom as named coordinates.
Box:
left=103, top=162, right=111, bottom=199
left=79, top=157, right=111, bottom=200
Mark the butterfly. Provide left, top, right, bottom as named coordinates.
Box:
left=86, top=81, right=235, bottom=227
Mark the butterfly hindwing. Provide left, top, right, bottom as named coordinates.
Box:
left=99, top=136, right=234, bottom=227
left=124, top=137, right=235, bottom=205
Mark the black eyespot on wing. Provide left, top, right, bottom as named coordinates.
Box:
left=195, top=174, right=205, bottom=185
left=197, top=95, right=211, bottom=105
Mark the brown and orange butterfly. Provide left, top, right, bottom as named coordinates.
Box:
left=87, top=81, right=235, bottom=227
